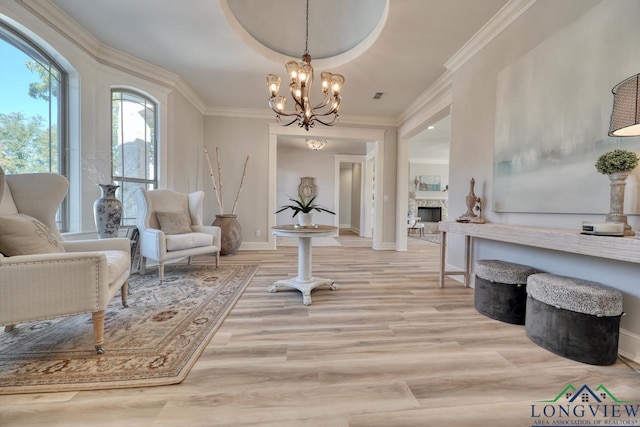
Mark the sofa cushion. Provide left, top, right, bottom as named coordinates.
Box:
left=165, top=232, right=213, bottom=252
left=0, top=213, right=65, bottom=256
left=156, top=210, right=192, bottom=235
left=101, top=250, right=130, bottom=284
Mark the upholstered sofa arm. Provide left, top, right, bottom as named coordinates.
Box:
left=192, top=225, right=222, bottom=248
left=0, top=251, right=112, bottom=325
left=64, top=237, right=130, bottom=254
left=138, top=228, right=166, bottom=260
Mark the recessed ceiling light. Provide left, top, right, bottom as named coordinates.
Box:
left=428, top=125, right=435, bottom=130
left=373, top=92, right=384, bottom=100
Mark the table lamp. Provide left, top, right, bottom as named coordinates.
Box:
left=608, top=73, right=640, bottom=238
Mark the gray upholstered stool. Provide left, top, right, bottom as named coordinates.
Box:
left=525, top=273, right=623, bottom=365
left=474, top=260, right=540, bottom=325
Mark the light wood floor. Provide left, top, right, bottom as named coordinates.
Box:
left=1, top=231, right=639, bottom=426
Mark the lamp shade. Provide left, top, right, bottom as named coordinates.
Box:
left=608, top=73, right=640, bottom=137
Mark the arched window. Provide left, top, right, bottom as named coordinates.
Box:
left=0, top=22, right=67, bottom=229
left=111, top=89, right=157, bottom=226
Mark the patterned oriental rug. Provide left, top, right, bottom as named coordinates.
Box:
left=0, top=263, right=259, bottom=395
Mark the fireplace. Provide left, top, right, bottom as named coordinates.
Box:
left=418, top=206, right=442, bottom=222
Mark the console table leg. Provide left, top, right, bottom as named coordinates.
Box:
left=464, top=235, right=472, bottom=287
left=439, top=231, right=447, bottom=288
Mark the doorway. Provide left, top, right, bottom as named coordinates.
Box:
left=268, top=124, right=385, bottom=250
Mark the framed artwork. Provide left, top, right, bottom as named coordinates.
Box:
left=492, top=1, right=640, bottom=214
left=418, top=175, right=441, bottom=192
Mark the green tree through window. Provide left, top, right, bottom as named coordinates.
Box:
left=0, top=23, right=66, bottom=229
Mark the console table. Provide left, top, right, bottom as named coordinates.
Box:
left=269, top=224, right=340, bottom=305
left=438, top=221, right=640, bottom=288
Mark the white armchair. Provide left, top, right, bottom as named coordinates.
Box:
left=0, top=167, right=130, bottom=354
left=134, top=188, right=221, bottom=283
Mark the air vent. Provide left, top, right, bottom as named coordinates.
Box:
left=373, top=92, right=384, bottom=100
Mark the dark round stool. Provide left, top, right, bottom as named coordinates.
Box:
left=474, top=260, right=540, bottom=325
left=525, top=273, right=623, bottom=366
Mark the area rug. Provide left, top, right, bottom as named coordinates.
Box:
left=0, top=263, right=259, bottom=395
left=409, top=233, right=442, bottom=244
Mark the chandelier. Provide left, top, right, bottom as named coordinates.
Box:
left=306, top=138, right=327, bottom=151
left=266, top=0, right=344, bottom=131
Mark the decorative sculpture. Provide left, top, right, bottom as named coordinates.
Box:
left=457, top=178, right=485, bottom=223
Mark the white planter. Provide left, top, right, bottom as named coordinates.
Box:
left=298, top=212, right=313, bottom=226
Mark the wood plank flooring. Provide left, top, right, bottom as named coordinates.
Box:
left=1, top=231, right=638, bottom=426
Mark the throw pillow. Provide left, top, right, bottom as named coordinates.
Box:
left=0, top=213, right=65, bottom=256
left=155, top=210, right=192, bottom=235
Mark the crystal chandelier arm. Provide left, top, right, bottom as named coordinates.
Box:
left=312, top=113, right=340, bottom=127
left=314, top=95, right=341, bottom=117
left=312, top=91, right=332, bottom=111
left=275, top=114, right=303, bottom=127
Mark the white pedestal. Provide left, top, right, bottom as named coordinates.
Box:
left=269, top=225, right=340, bottom=305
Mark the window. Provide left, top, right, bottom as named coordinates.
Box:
left=111, top=90, right=157, bottom=226
left=0, top=22, right=67, bottom=229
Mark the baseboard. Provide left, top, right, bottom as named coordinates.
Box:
left=339, top=223, right=351, bottom=229
left=374, top=242, right=396, bottom=250
left=619, top=328, right=640, bottom=364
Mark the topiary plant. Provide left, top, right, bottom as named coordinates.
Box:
left=595, top=149, right=639, bottom=175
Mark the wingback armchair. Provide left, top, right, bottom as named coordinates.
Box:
left=135, top=188, right=221, bottom=283
left=0, top=167, right=130, bottom=354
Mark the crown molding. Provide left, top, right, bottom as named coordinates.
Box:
left=444, top=0, right=538, bottom=73
left=397, top=72, right=452, bottom=127
left=204, top=106, right=273, bottom=119
left=205, top=106, right=398, bottom=128
left=16, top=0, right=207, bottom=113
left=17, top=0, right=101, bottom=57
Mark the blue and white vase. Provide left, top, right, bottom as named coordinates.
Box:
left=94, top=184, right=122, bottom=239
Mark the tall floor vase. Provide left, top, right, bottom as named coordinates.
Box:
left=605, top=172, right=634, bottom=236
left=94, top=184, right=122, bottom=239
left=213, top=214, right=242, bottom=256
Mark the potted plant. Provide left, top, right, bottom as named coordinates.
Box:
left=595, top=149, right=639, bottom=175
left=595, top=149, right=639, bottom=236
left=275, top=194, right=335, bottom=226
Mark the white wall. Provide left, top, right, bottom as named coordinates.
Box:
left=276, top=144, right=339, bottom=226
left=202, top=116, right=271, bottom=245
left=446, top=0, right=640, bottom=359
left=339, top=166, right=353, bottom=227
left=203, top=117, right=397, bottom=248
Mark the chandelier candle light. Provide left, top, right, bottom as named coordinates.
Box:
left=266, top=0, right=344, bottom=131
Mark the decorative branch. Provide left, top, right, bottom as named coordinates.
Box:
left=203, top=147, right=224, bottom=215
left=203, top=147, right=249, bottom=216
left=215, top=147, right=225, bottom=213
left=231, top=155, right=250, bottom=214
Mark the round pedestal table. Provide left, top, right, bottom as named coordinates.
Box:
left=269, top=224, right=340, bottom=305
